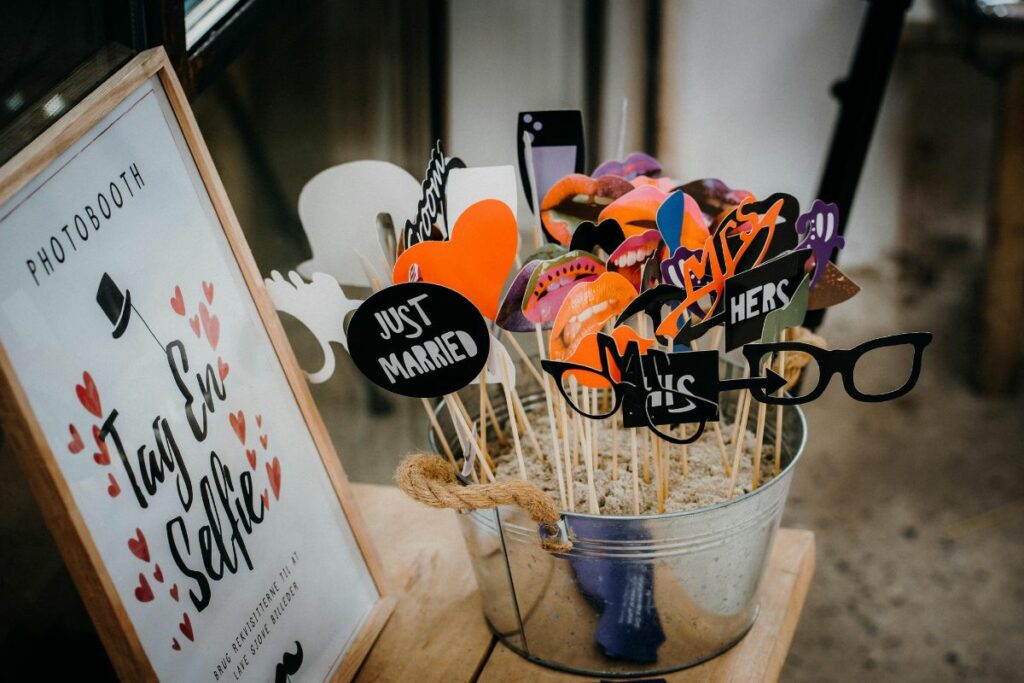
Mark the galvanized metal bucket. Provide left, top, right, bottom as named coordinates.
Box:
left=432, top=367, right=807, bottom=678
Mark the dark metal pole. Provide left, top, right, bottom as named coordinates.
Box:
left=805, top=0, right=912, bottom=329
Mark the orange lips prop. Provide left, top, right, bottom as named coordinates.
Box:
left=393, top=199, right=518, bottom=320
left=598, top=185, right=668, bottom=237
left=564, top=325, right=656, bottom=388
left=549, top=271, right=637, bottom=360
left=540, top=174, right=634, bottom=245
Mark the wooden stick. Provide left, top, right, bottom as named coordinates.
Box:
left=711, top=421, right=731, bottom=477
left=453, top=393, right=494, bottom=470
left=564, top=412, right=576, bottom=512
left=773, top=334, right=787, bottom=477
left=534, top=324, right=568, bottom=504
left=583, top=390, right=599, bottom=513
left=663, top=438, right=670, bottom=506
left=630, top=428, right=640, bottom=515
left=654, top=437, right=664, bottom=514
left=727, top=387, right=753, bottom=498
left=504, top=330, right=546, bottom=388
left=478, top=374, right=488, bottom=459
left=679, top=424, right=689, bottom=477
left=751, top=400, right=767, bottom=490
left=588, top=388, right=598, bottom=467
left=643, top=429, right=651, bottom=483
left=420, top=398, right=456, bottom=466
left=556, top=389, right=574, bottom=503
left=483, top=388, right=506, bottom=444
left=443, top=394, right=494, bottom=482
left=575, top=405, right=599, bottom=513
left=571, top=380, right=582, bottom=468
left=511, top=389, right=544, bottom=462
left=540, top=376, right=568, bottom=510
left=497, top=352, right=528, bottom=479
left=708, top=325, right=723, bottom=353
left=611, top=412, right=619, bottom=481
left=730, top=368, right=751, bottom=446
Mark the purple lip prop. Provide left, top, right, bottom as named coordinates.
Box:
left=496, top=260, right=541, bottom=332
left=593, top=152, right=662, bottom=181
left=678, top=178, right=754, bottom=225
left=523, top=250, right=606, bottom=324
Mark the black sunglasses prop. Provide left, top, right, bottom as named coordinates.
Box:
left=742, top=332, right=933, bottom=405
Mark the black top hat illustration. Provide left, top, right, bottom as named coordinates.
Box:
left=96, top=272, right=131, bottom=338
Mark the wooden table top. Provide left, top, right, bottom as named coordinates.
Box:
left=351, top=483, right=815, bottom=683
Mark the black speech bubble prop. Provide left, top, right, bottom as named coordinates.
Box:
left=517, top=110, right=585, bottom=213
left=347, top=282, right=489, bottom=398
left=723, top=248, right=810, bottom=351
left=741, top=332, right=933, bottom=405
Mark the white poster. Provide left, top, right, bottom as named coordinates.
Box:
left=0, top=77, right=379, bottom=681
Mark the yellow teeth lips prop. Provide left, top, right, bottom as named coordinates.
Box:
left=549, top=271, right=637, bottom=360
left=522, top=250, right=605, bottom=326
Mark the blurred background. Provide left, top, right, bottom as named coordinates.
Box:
left=2, top=0, right=1023, bottom=680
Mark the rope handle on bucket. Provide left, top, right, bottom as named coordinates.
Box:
left=395, top=453, right=572, bottom=553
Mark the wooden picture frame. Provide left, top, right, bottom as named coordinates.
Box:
left=0, top=47, right=393, bottom=681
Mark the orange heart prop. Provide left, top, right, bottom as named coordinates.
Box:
left=393, top=199, right=518, bottom=320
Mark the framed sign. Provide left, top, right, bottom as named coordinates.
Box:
left=0, top=49, right=393, bottom=681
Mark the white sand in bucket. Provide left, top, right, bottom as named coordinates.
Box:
left=489, top=408, right=779, bottom=515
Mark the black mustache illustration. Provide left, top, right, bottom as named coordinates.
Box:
left=275, top=641, right=303, bottom=683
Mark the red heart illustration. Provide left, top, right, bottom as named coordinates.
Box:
left=189, top=315, right=201, bottom=338
left=261, top=489, right=269, bottom=511
left=218, top=357, right=229, bottom=381
left=171, top=638, right=181, bottom=651
left=199, top=302, right=220, bottom=351
left=393, top=199, right=518, bottom=320
left=92, top=425, right=110, bottom=465
left=107, top=473, right=121, bottom=497
left=266, top=457, right=281, bottom=500
left=179, top=612, right=194, bottom=641
left=170, top=286, right=186, bottom=316
left=202, top=280, right=214, bottom=304
left=75, top=371, right=102, bottom=418
left=127, top=528, right=149, bottom=562
left=153, top=563, right=164, bottom=583
left=255, top=414, right=263, bottom=428
left=259, top=434, right=268, bottom=450
left=170, top=584, right=179, bottom=602
left=134, top=572, right=154, bottom=602
left=67, top=424, right=84, bottom=454
left=229, top=411, right=246, bottom=444
left=246, top=449, right=257, bottom=470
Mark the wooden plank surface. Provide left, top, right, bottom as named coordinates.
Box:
left=353, top=483, right=815, bottom=682
left=353, top=484, right=493, bottom=683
